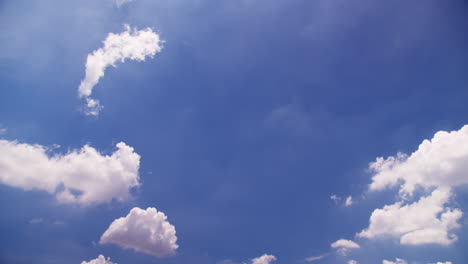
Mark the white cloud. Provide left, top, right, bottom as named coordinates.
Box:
left=358, top=187, right=462, bottom=245
left=345, top=196, right=353, bottom=206
left=305, top=254, right=326, bottom=262
left=0, top=126, right=6, bottom=135
left=330, top=239, right=360, bottom=255
left=100, top=207, right=178, bottom=258
left=251, top=254, right=276, bottom=264
left=431, top=262, right=453, bottom=264
left=116, top=0, right=135, bottom=7
left=81, top=255, right=115, bottom=264
left=382, top=258, right=407, bottom=264
left=369, top=125, right=468, bottom=196
left=78, top=25, right=163, bottom=115
left=330, top=194, right=341, bottom=204
left=348, top=260, right=358, bottom=264
left=360, top=126, right=468, bottom=246
left=0, top=139, right=140, bottom=205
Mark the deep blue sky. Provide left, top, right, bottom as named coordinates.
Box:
left=1, top=0, right=468, bottom=263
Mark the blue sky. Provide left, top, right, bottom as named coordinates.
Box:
left=1, top=0, right=468, bottom=263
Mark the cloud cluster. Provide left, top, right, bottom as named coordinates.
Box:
left=251, top=254, right=276, bottom=264
left=0, top=139, right=140, bottom=205
left=81, top=255, right=114, bottom=264
left=78, top=25, right=163, bottom=115
left=360, top=126, right=468, bottom=246
left=100, top=207, right=178, bottom=257
left=369, top=125, right=468, bottom=195
left=358, top=187, right=461, bottom=245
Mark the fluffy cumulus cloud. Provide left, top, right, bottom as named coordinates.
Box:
left=382, top=258, right=407, bottom=264
left=360, top=126, right=468, bottom=246
left=81, top=255, right=114, bottom=264
left=78, top=25, right=163, bottom=115
left=358, top=188, right=461, bottom=245
left=251, top=254, right=276, bottom=264
left=330, top=239, right=360, bottom=255
left=0, top=139, right=140, bottom=205
left=100, top=207, right=178, bottom=257
left=369, top=125, right=468, bottom=195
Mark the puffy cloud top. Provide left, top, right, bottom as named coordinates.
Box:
left=100, top=207, right=178, bottom=257
left=0, top=140, right=140, bottom=205
left=369, top=125, right=468, bottom=196
left=330, top=239, right=360, bottom=249
left=81, top=255, right=114, bottom=264
left=251, top=254, right=276, bottom=264
left=78, top=25, right=163, bottom=115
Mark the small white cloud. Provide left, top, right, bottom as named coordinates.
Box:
left=330, top=194, right=341, bottom=204
left=78, top=24, right=163, bottom=115
left=305, top=254, right=326, bottom=262
left=382, top=258, right=408, bottom=264
left=100, top=207, right=178, bottom=258
left=251, top=254, right=276, bottom=264
left=81, top=255, right=115, bottom=264
left=345, top=196, right=353, bottom=207
left=0, top=139, right=140, bottom=206
left=115, top=0, right=135, bottom=7
left=0, top=126, right=6, bottom=135
left=29, top=218, right=43, bottom=224
left=330, top=239, right=360, bottom=255
left=431, top=262, right=453, bottom=264
left=348, top=260, right=358, bottom=264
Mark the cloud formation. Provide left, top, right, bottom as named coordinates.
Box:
left=0, top=139, right=140, bottom=205
left=78, top=25, right=163, bottom=115
left=100, top=207, right=178, bottom=257
left=331, top=239, right=360, bottom=255
left=251, top=254, right=276, bottom=264
left=81, top=255, right=115, bottom=264
left=358, top=187, right=461, bottom=245
left=360, top=126, right=468, bottom=246
left=345, top=196, right=353, bottom=206
left=369, top=125, right=468, bottom=196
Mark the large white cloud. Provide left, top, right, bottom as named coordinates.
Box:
left=78, top=25, right=163, bottom=115
left=251, top=254, right=276, bottom=264
left=369, top=125, right=468, bottom=196
left=100, top=207, right=178, bottom=257
left=81, top=255, right=115, bottom=264
left=358, top=187, right=462, bottom=245
left=0, top=139, right=140, bottom=205
left=359, top=126, right=468, bottom=246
